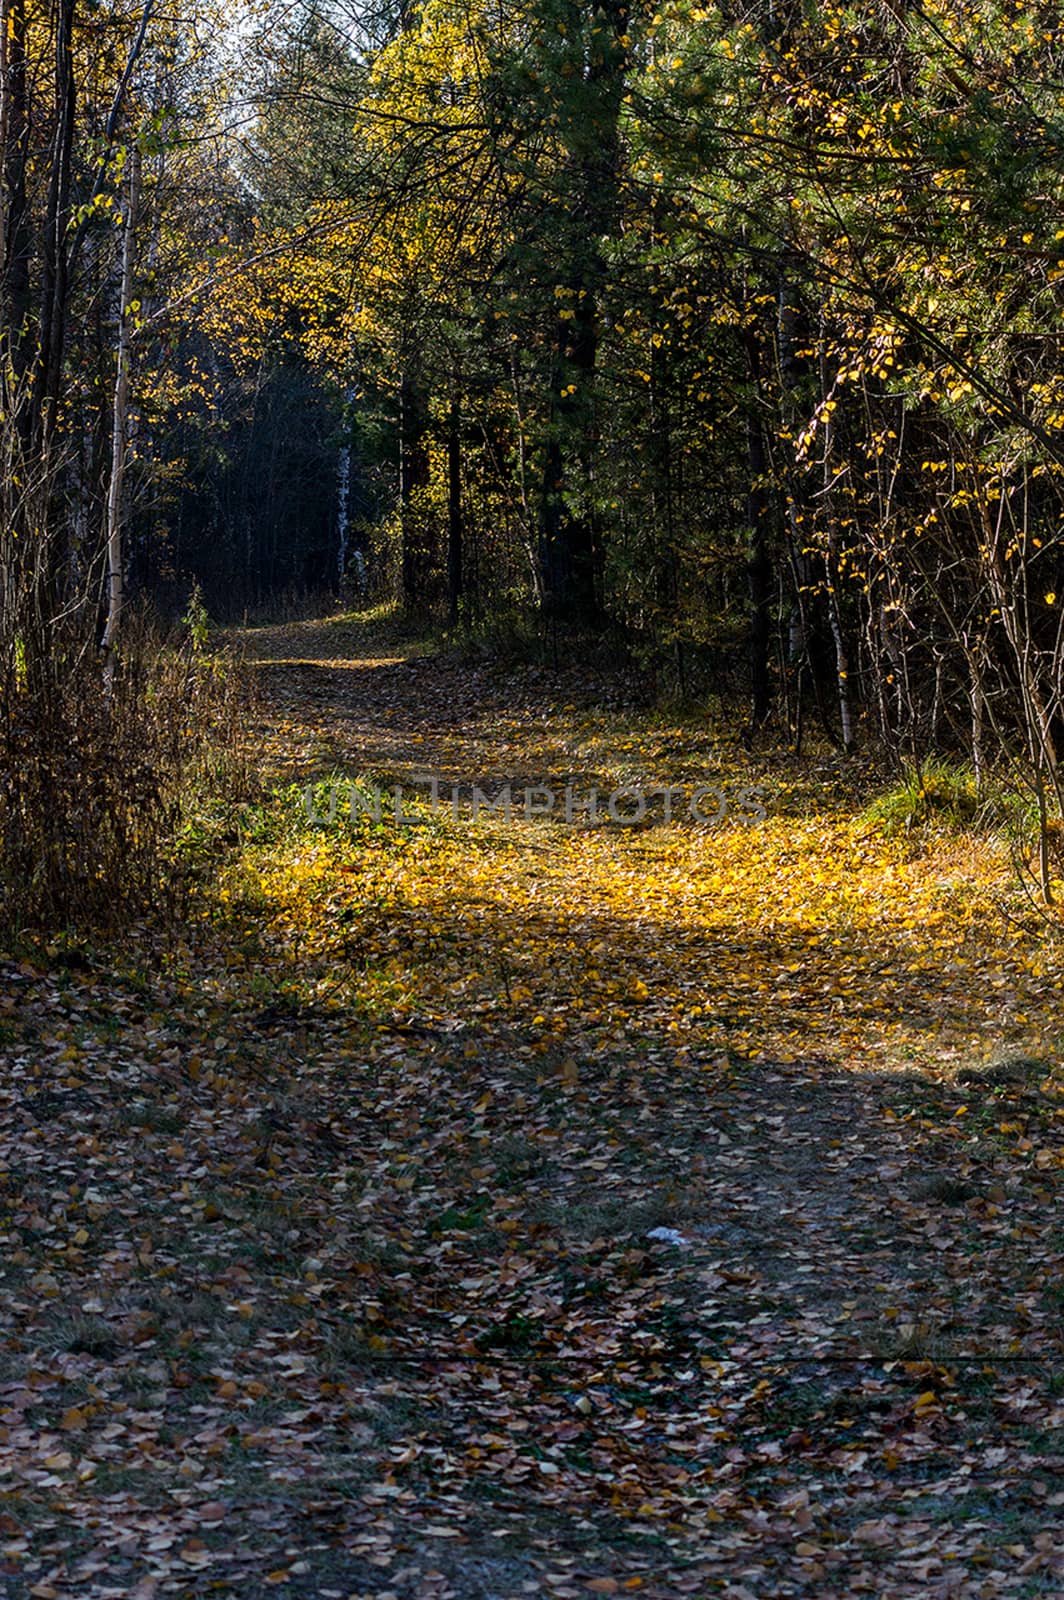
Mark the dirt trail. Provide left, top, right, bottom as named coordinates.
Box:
left=235, top=616, right=1063, bottom=1597
left=0, top=615, right=1060, bottom=1599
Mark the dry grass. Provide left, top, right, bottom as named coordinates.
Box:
left=0, top=613, right=252, bottom=935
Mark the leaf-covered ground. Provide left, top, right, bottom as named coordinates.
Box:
left=1, top=611, right=1062, bottom=1599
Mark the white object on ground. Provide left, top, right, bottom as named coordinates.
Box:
left=646, top=1226, right=690, bottom=1247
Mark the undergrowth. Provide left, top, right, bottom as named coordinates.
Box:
left=0, top=612, right=253, bottom=937
left=863, top=757, right=1063, bottom=873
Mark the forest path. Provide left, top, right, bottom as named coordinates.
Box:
left=229, top=611, right=1063, bottom=1596
left=1, top=611, right=1060, bottom=1599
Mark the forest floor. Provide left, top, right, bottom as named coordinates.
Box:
left=1, top=609, right=1062, bottom=1599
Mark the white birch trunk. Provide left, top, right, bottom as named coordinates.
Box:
left=336, top=386, right=357, bottom=592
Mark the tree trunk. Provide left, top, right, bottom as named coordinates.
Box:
left=536, top=0, right=628, bottom=629
left=35, top=0, right=76, bottom=456
left=746, top=406, right=773, bottom=730
left=0, top=0, right=30, bottom=394
left=742, top=318, right=774, bottom=729
left=399, top=368, right=429, bottom=611
left=447, top=397, right=462, bottom=622
left=336, top=449, right=350, bottom=593
left=101, top=146, right=141, bottom=689
left=819, top=332, right=853, bottom=750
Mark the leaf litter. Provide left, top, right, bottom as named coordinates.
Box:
left=0, top=612, right=1061, bottom=1598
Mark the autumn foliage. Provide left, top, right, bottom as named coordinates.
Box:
left=1, top=1, right=1064, bottom=1595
